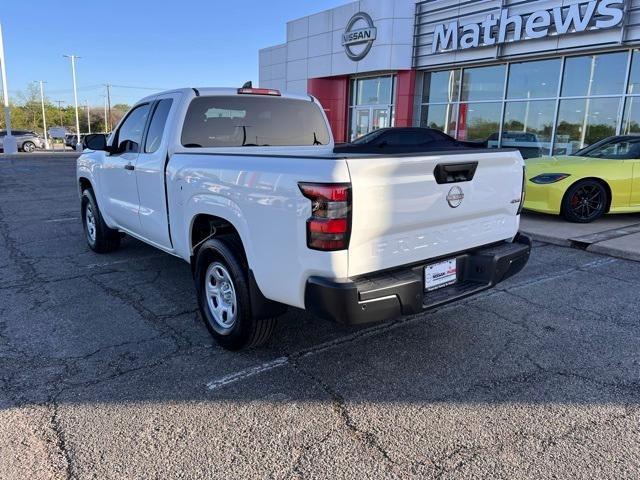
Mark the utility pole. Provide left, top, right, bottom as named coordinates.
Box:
left=103, top=83, right=112, bottom=131
left=102, top=95, right=108, bottom=133
left=55, top=100, right=64, bottom=151
left=63, top=54, right=81, bottom=150
left=0, top=21, right=17, bottom=153
left=85, top=99, right=91, bottom=134
left=55, top=100, right=64, bottom=125
left=37, top=80, right=49, bottom=149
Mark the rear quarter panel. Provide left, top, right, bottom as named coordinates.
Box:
left=167, top=153, right=350, bottom=308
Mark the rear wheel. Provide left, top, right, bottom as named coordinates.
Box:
left=81, top=188, right=121, bottom=252
left=562, top=180, right=608, bottom=223
left=194, top=238, right=276, bottom=350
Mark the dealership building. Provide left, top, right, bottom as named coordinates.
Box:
left=259, top=0, right=639, bottom=156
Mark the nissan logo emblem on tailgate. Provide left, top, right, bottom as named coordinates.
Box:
left=447, top=186, right=464, bottom=208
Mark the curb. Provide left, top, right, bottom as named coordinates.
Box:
left=522, top=229, right=640, bottom=263
left=0, top=152, right=81, bottom=160
left=520, top=230, right=571, bottom=247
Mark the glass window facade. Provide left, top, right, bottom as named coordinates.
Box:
left=461, top=65, right=506, bottom=102
left=349, top=75, right=395, bottom=140
left=420, top=50, right=640, bottom=158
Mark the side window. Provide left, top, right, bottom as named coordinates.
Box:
left=144, top=99, right=173, bottom=153
left=114, top=103, right=151, bottom=154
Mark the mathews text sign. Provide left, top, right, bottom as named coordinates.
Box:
left=432, top=0, right=624, bottom=53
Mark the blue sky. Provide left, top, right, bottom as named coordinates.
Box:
left=1, top=0, right=347, bottom=107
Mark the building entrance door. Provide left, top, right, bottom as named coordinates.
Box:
left=351, top=106, right=391, bottom=140
left=353, top=108, right=370, bottom=139
left=348, top=75, right=395, bottom=141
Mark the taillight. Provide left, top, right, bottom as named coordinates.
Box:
left=299, top=183, right=352, bottom=251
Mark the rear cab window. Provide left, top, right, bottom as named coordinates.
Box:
left=181, top=96, right=330, bottom=148
left=145, top=99, right=173, bottom=153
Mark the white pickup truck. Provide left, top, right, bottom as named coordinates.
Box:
left=77, top=86, right=530, bottom=350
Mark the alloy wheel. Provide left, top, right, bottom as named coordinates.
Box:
left=569, top=184, right=605, bottom=221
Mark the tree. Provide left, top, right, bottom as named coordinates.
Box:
left=0, top=84, right=129, bottom=135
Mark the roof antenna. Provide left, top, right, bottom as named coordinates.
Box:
left=242, top=81, right=252, bottom=88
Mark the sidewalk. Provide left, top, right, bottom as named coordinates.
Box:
left=521, top=212, right=640, bottom=262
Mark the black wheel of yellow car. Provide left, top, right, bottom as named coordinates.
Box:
left=562, top=180, right=608, bottom=223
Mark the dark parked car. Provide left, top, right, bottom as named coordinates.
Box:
left=487, top=131, right=544, bottom=159
left=65, top=134, right=84, bottom=149
left=0, top=130, right=45, bottom=152
left=334, top=127, right=480, bottom=154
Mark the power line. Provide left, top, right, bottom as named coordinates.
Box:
left=109, top=84, right=168, bottom=91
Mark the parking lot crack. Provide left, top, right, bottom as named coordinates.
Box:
left=47, top=399, right=74, bottom=480
left=84, top=275, right=194, bottom=351
left=285, top=428, right=337, bottom=479
left=288, top=358, right=406, bottom=475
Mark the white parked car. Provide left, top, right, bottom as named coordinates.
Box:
left=77, top=86, right=530, bottom=350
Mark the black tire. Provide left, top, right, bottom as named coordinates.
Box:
left=22, top=141, right=36, bottom=153
left=81, top=188, right=121, bottom=253
left=561, top=179, right=608, bottom=223
left=194, top=238, right=276, bottom=351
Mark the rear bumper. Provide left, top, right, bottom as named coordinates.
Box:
left=305, top=233, right=531, bottom=325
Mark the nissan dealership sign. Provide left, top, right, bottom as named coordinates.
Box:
left=342, top=12, right=377, bottom=61
left=432, top=0, right=625, bottom=53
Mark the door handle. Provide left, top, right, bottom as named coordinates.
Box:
left=124, top=163, right=135, bottom=171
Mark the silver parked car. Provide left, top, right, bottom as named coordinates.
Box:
left=0, top=130, right=45, bottom=152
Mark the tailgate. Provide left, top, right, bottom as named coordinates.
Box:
left=346, top=151, right=524, bottom=277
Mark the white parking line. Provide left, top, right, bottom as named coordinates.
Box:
left=206, top=357, right=289, bottom=390
left=45, top=217, right=79, bottom=223
left=205, top=319, right=417, bottom=392
left=84, top=254, right=166, bottom=269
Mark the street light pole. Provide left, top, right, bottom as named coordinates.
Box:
left=85, top=99, right=91, bottom=134
left=0, top=21, right=17, bottom=153
left=63, top=54, right=81, bottom=150
left=37, top=80, right=49, bottom=149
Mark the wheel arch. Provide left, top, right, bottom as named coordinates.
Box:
left=560, top=177, right=613, bottom=215
left=78, top=176, right=92, bottom=194
left=190, top=213, right=247, bottom=262
left=189, top=212, right=287, bottom=320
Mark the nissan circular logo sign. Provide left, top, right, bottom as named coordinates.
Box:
left=342, top=12, right=377, bottom=61
left=447, top=186, right=464, bottom=208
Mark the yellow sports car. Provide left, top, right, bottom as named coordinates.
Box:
left=524, top=135, right=640, bottom=223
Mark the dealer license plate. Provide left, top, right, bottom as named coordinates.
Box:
left=424, top=259, right=458, bottom=291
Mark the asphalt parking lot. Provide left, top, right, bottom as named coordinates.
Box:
left=1, top=154, right=639, bottom=480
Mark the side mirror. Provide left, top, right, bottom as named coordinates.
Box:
left=83, top=133, right=108, bottom=151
